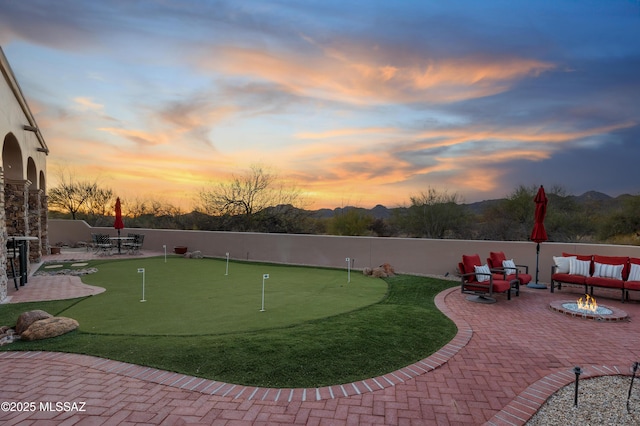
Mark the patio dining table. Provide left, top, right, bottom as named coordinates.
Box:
left=109, top=236, right=133, bottom=255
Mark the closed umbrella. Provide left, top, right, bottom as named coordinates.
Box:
left=114, top=197, right=125, bottom=254
left=529, top=185, right=548, bottom=288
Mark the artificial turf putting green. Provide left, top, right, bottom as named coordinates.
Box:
left=58, top=256, right=388, bottom=336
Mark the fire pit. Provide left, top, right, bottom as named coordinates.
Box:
left=549, top=294, right=629, bottom=322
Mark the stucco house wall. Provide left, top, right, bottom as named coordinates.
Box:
left=0, top=46, right=49, bottom=302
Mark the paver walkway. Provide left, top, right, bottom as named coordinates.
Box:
left=1, top=251, right=640, bottom=425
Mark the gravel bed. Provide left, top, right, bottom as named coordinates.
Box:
left=526, top=375, right=640, bottom=425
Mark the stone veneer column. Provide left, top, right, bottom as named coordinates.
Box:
left=40, top=194, right=49, bottom=256
left=5, top=178, right=31, bottom=279
left=0, top=169, right=7, bottom=302
left=28, top=189, right=43, bottom=263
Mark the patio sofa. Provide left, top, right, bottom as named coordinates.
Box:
left=550, top=253, right=640, bottom=302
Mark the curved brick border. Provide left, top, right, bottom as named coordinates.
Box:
left=0, top=287, right=471, bottom=403
left=486, top=364, right=636, bottom=425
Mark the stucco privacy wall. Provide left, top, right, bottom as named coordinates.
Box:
left=50, top=219, right=640, bottom=281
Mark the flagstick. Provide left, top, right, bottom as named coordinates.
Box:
left=346, top=258, right=351, bottom=283
left=163, top=245, right=167, bottom=263
left=260, top=274, right=269, bottom=311
left=225, top=252, right=230, bottom=275
left=138, top=268, right=146, bottom=302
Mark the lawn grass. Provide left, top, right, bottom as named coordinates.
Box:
left=57, top=256, right=388, bottom=335
left=0, top=266, right=457, bottom=387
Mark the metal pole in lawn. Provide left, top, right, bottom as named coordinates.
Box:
left=225, top=252, right=230, bottom=275
left=163, top=245, right=167, bottom=263
left=260, top=274, right=269, bottom=312
left=137, top=268, right=146, bottom=302
left=346, top=258, right=351, bottom=283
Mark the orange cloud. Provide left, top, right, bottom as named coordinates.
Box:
left=193, top=39, right=555, bottom=105
left=73, top=97, right=103, bottom=111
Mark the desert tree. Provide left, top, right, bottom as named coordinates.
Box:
left=394, top=187, right=468, bottom=238
left=47, top=169, right=113, bottom=222
left=328, top=208, right=373, bottom=236
left=197, top=164, right=304, bottom=231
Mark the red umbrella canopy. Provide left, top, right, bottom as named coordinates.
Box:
left=114, top=197, right=124, bottom=230
left=530, top=185, right=548, bottom=243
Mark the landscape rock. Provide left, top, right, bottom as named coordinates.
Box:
left=0, top=327, right=17, bottom=346
left=21, top=317, right=79, bottom=341
left=380, top=263, right=395, bottom=276
left=185, top=250, right=203, bottom=259
left=16, top=310, right=52, bottom=334
left=362, top=267, right=373, bottom=276
left=372, top=267, right=388, bottom=278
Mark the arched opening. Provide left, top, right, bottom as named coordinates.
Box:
left=39, top=170, right=46, bottom=192
left=27, top=157, right=37, bottom=188
left=2, top=133, right=24, bottom=180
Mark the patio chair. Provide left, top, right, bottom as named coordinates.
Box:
left=95, top=234, right=114, bottom=255
left=458, top=254, right=515, bottom=303
left=125, top=233, right=144, bottom=254
left=486, top=251, right=531, bottom=290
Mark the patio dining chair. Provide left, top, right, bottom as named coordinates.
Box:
left=125, top=233, right=144, bottom=254
left=95, top=234, right=114, bottom=255
left=458, top=254, right=515, bottom=303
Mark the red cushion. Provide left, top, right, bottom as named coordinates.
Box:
left=488, top=251, right=506, bottom=269
left=506, top=272, right=532, bottom=285
left=462, top=254, right=482, bottom=282
left=563, top=252, right=592, bottom=261
left=552, top=272, right=587, bottom=285
left=626, top=258, right=640, bottom=290
left=586, top=276, right=624, bottom=289
left=465, top=279, right=511, bottom=294
left=625, top=281, right=640, bottom=291
left=593, top=255, right=630, bottom=280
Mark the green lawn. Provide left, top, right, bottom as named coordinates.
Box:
left=59, top=257, right=388, bottom=335
left=0, top=259, right=458, bottom=388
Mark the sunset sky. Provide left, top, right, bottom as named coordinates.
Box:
left=1, top=0, right=639, bottom=210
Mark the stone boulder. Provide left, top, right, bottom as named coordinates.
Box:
left=362, top=267, right=373, bottom=276
left=372, top=267, right=388, bottom=278
left=185, top=250, right=203, bottom=259
left=16, top=310, right=52, bottom=334
left=21, top=317, right=79, bottom=341
left=0, top=327, right=17, bottom=346
left=380, top=263, right=395, bottom=276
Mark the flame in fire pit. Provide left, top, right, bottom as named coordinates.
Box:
left=577, top=294, right=597, bottom=313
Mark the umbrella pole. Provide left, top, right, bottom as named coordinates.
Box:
left=117, top=228, right=121, bottom=254
left=528, top=242, right=547, bottom=289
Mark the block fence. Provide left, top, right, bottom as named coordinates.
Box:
left=48, top=219, right=640, bottom=281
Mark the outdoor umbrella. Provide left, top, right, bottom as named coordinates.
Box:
left=114, top=197, right=125, bottom=254
left=529, top=185, right=548, bottom=288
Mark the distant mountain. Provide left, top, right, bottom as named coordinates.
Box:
left=307, top=191, right=627, bottom=219
left=571, top=191, right=612, bottom=203
left=309, top=205, right=391, bottom=219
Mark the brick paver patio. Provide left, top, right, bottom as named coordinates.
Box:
left=1, top=250, right=639, bottom=425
